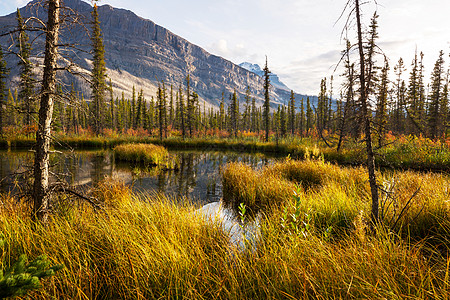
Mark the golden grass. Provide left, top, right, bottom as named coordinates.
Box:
left=222, top=157, right=450, bottom=239
left=0, top=180, right=449, bottom=299
left=113, top=143, right=176, bottom=169
left=1, top=158, right=450, bottom=298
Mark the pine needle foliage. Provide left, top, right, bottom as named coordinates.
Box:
left=0, top=234, right=63, bottom=299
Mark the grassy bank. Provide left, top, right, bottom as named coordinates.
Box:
left=1, top=176, right=449, bottom=299
left=2, top=133, right=449, bottom=171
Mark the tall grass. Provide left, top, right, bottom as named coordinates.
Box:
left=113, top=143, right=176, bottom=169
left=0, top=177, right=449, bottom=299
left=222, top=157, right=450, bottom=240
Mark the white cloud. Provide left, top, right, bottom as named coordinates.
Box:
left=211, top=39, right=229, bottom=56
left=2, top=0, right=449, bottom=96
left=208, top=39, right=259, bottom=64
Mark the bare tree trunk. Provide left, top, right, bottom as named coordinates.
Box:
left=355, top=0, right=379, bottom=224
left=33, top=0, right=60, bottom=222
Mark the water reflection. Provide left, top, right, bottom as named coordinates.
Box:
left=199, top=201, right=260, bottom=250
left=121, top=150, right=272, bottom=204
left=0, top=150, right=274, bottom=204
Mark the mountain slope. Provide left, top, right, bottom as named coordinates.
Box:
left=0, top=0, right=316, bottom=109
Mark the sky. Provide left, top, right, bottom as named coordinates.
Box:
left=1, top=0, right=449, bottom=95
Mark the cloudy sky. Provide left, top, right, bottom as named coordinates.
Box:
left=1, top=0, right=449, bottom=95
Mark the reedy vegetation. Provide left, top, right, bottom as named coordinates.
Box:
left=0, top=162, right=449, bottom=299
left=113, top=143, right=177, bottom=169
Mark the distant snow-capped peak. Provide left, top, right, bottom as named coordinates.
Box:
left=239, top=62, right=263, bottom=75
left=239, top=61, right=290, bottom=92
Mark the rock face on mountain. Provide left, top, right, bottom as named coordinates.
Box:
left=0, top=0, right=315, bottom=109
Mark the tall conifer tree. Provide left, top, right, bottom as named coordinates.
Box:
left=428, top=50, right=445, bottom=138
left=263, top=57, right=271, bottom=142
left=375, top=58, right=389, bottom=147
left=0, top=47, right=8, bottom=135
left=288, top=90, right=295, bottom=135
left=17, top=8, right=35, bottom=128
left=90, top=3, right=106, bottom=135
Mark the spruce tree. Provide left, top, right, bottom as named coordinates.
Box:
left=137, top=89, right=143, bottom=128
left=364, top=13, right=381, bottom=98
left=219, top=94, right=225, bottom=131
left=328, top=76, right=334, bottom=132
left=90, top=3, right=106, bottom=135
left=441, top=72, right=449, bottom=133
left=337, top=41, right=356, bottom=151
left=149, top=96, right=155, bottom=132
left=0, top=47, right=8, bottom=136
left=251, top=97, right=257, bottom=133
left=306, top=96, right=313, bottom=133
left=317, top=78, right=327, bottom=134
left=157, top=85, right=163, bottom=140
left=16, top=8, right=35, bottom=128
left=194, top=92, right=200, bottom=133
left=263, top=57, right=271, bottom=142
left=108, top=79, right=115, bottom=129
left=131, top=85, right=136, bottom=128
left=275, top=106, right=281, bottom=143
left=117, top=92, right=125, bottom=130
left=243, top=86, right=251, bottom=131
left=393, top=58, right=405, bottom=134
left=162, top=83, right=167, bottom=137
left=280, top=105, right=287, bottom=137
left=428, top=50, right=445, bottom=138
left=417, top=52, right=426, bottom=130
left=288, top=90, right=295, bottom=135
left=186, top=75, right=194, bottom=137
left=179, top=85, right=186, bottom=139
left=375, top=57, right=389, bottom=147
left=230, top=90, right=239, bottom=137
left=169, top=85, right=174, bottom=130
left=299, top=97, right=305, bottom=137
left=70, top=84, right=79, bottom=134
left=6, top=90, right=17, bottom=127
left=407, top=50, right=420, bottom=134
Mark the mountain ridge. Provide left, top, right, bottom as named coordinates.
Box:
left=0, top=0, right=318, bottom=109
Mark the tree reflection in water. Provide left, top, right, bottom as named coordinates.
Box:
left=0, top=150, right=274, bottom=204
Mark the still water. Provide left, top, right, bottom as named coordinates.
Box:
left=0, top=150, right=275, bottom=204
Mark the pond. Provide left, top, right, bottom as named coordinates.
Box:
left=0, top=149, right=276, bottom=204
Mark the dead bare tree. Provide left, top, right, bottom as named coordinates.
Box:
left=33, top=0, right=60, bottom=221
left=338, top=0, right=380, bottom=224
left=354, top=0, right=380, bottom=224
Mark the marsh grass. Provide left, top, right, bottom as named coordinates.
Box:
left=222, top=157, right=450, bottom=240
left=113, top=143, right=177, bottom=169
left=0, top=177, right=449, bottom=299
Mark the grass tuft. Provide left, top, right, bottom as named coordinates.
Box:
left=113, top=143, right=177, bottom=169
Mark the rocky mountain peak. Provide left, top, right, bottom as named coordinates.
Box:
left=0, top=0, right=316, bottom=109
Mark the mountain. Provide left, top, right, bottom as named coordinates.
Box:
left=239, top=62, right=319, bottom=109
left=0, top=0, right=317, bottom=109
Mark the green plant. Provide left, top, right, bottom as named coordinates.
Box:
left=238, top=202, right=246, bottom=224
left=280, top=187, right=313, bottom=237
left=0, top=234, right=63, bottom=299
